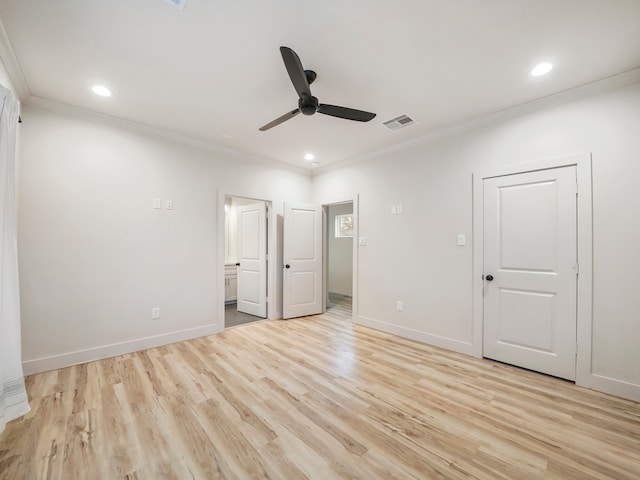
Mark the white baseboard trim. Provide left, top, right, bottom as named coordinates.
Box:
left=356, top=315, right=640, bottom=403
left=582, top=374, right=640, bottom=402
left=355, top=315, right=475, bottom=357
left=22, top=323, right=221, bottom=375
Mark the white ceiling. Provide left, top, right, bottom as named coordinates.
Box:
left=1, top=0, right=640, bottom=170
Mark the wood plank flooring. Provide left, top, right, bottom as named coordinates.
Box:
left=1, top=304, right=639, bottom=479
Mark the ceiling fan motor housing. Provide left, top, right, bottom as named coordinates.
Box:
left=304, top=70, right=317, bottom=85
left=299, top=96, right=319, bottom=116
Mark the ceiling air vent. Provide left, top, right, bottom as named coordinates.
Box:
left=164, top=0, right=187, bottom=10
left=382, top=114, right=415, bottom=131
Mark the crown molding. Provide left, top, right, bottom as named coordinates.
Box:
left=0, top=18, right=30, bottom=100
left=24, top=95, right=312, bottom=176
left=313, top=67, right=640, bottom=176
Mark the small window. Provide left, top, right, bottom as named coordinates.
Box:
left=335, top=214, right=354, bottom=238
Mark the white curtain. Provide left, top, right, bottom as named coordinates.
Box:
left=0, top=84, right=29, bottom=433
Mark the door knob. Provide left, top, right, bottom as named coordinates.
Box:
left=285, top=264, right=290, bottom=269
left=485, top=274, right=494, bottom=281
left=235, top=263, right=240, bottom=266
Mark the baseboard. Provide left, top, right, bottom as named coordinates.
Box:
left=22, top=323, right=221, bottom=375
left=582, top=373, right=640, bottom=402
left=355, top=315, right=475, bottom=357
left=355, top=316, right=640, bottom=402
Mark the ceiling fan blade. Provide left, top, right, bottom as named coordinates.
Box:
left=259, top=108, right=300, bottom=131
left=317, top=104, right=376, bottom=122
left=280, top=46, right=312, bottom=100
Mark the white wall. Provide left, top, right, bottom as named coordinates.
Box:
left=327, top=203, right=353, bottom=296
left=313, top=81, right=640, bottom=400
left=0, top=60, right=14, bottom=92
left=17, top=105, right=311, bottom=373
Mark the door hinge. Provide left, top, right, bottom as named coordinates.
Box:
left=575, top=343, right=579, bottom=355
left=576, top=182, right=579, bottom=196
left=573, top=263, right=579, bottom=276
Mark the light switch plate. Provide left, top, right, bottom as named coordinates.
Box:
left=396, top=204, right=403, bottom=214
left=457, top=234, right=466, bottom=246
left=153, top=198, right=162, bottom=209
left=390, top=205, right=397, bottom=215
left=359, top=237, right=366, bottom=246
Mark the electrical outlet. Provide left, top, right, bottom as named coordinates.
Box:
left=396, top=301, right=403, bottom=312
left=151, top=307, right=160, bottom=319
left=165, top=200, right=174, bottom=210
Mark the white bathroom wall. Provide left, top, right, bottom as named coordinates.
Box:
left=17, top=105, right=311, bottom=373
left=313, top=81, right=640, bottom=400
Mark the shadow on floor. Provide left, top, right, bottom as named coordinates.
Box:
left=225, top=303, right=264, bottom=328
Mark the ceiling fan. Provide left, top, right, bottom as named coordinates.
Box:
left=259, top=46, right=376, bottom=131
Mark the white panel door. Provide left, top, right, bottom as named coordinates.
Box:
left=283, top=203, right=323, bottom=319
left=483, top=166, right=577, bottom=380
left=236, top=203, right=267, bottom=318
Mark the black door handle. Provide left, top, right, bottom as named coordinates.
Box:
left=485, top=274, right=494, bottom=281
left=285, top=264, right=290, bottom=269
left=235, top=263, right=240, bottom=266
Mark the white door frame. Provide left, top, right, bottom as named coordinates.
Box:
left=472, top=153, right=592, bottom=387
left=322, top=199, right=356, bottom=314
left=319, top=194, right=359, bottom=320
left=217, top=190, right=276, bottom=330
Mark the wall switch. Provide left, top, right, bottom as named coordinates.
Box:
left=396, top=301, right=404, bottom=312
left=153, top=198, right=162, bottom=209
left=151, top=307, right=160, bottom=319
left=457, top=234, right=466, bottom=246
left=358, top=237, right=366, bottom=246
left=390, top=205, right=397, bottom=215
left=165, top=200, right=174, bottom=210
left=396, top=204, right=403, bottom=214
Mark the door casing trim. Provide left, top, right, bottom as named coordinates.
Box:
left=472, top=152, right=593, bottom=387
left=319, top=194, right=359, bottom=321
left=217, top=191, right=276, bottom=331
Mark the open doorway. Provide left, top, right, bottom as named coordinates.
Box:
left=324, top=202, right=354, bottom=317
left=224, top=196, right=269, bottom=328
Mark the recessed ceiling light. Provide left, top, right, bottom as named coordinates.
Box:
left=530, top=62, right=553, bottom=77
left=304, top=153, right=315, bottom=161
left=91, top=85, right=112, bottom=97
left=311, top=162, right=319, bottom=168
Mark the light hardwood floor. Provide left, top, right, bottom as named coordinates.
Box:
left=1, top=304, right=639, bottom=479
